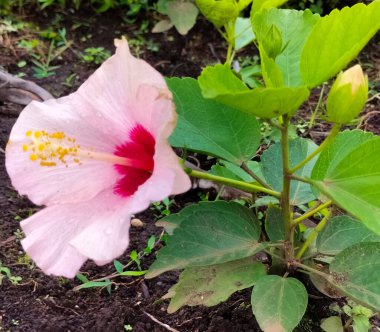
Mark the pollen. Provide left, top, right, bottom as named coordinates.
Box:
left=38, top=143, right=46, bottom=151
left=23, top=130, right=82, bottom=168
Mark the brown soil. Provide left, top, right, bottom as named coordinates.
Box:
left=0, top=8, right=379, bottom=332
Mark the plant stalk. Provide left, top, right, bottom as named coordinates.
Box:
left=280, top=115, right=293, bottom=261
left=292, top=200, right=333, bottom=227
left=289, top=123, right=341, bottom=174
left=295, top=210, right=331, bottom=260
left=185, top=168, right=281, bottom=198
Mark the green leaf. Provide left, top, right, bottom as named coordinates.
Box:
left=168, top=77, right=261, bottom=164
left=310, top=138, right=380, bottom=235
left=146, top=201, right=264, bottom=278
left=251, top=275, right=308, bottom=332
left=167, top=1, right=199, bottom=35
left=210, top=160, right=265, bottom=184
left=311, top=130, right=375, bottom=187
left=75, top=280, right=111, bottom=290
left=152, top=19, right=174, bottom=33
left=195, top=0, right=239, bottom=28
left=76, top=273, right=89, bottom=283
left=316, top=216, right=380, bottom=255
left=265, top=205, right=284, bottom=242
left=156, top=212, right=183, bottom=235
left=118, top=270, right=146, bottom=276
left=261, top=138, right=317, bottom=205
left=309, top=266, right=343, bottom=299
left=320, top=316, right=344, bottom=332
left=328, top=242, right=380, bottom=311
left=164, top=257, right=267, bottom=313
left=252, top=8, right=319, bottom=87
left=251, top=0, right=288, bottom=13
left=235, top=17, right=256, bottom=51
left=198, top=64, right=310, bottom=118
left=210, top=163, right=246, bottom=181
left=156, top=0, right=170, bottom=14
left=113, top=260, right=124, bottom=273
left=352, top=315, right=371, bottom=332
left=301, top=1, right=380, bottom=88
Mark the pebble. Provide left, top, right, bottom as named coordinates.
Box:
left=130, top=218, right=144, bottom=228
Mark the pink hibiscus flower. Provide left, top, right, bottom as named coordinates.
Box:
left=5, top=38, right=191, bottom=278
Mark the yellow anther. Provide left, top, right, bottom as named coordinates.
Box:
left=22, top=144, right=29, bottom=152
left=50, top=132, right=65, bottom=139
left=40, top=161, right=57, bottom=167
left=26, top=130, right=32, bottom=137
left=38, top=144, right=46, bottom=151
left=34, top=131, right=42, bottom=138
left=30, top=154, right=38, bottom=161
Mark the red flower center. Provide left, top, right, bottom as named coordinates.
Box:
left=113, top=124, right=155, bottom=197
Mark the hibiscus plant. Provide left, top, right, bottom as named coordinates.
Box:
left=5, top=0, right=380, bottom=331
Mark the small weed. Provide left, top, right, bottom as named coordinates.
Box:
left=74, top=234, right=160, bottom=292
left=63, top=73, right=78, bottom=88
left=17, top=253, right=35, bottom=270
left=198, top=191, right=210, bottom=201
left=151, top=197, right=174, bottom=217
left=13, top=228, right=24, bottom=240
left=82, top=47, right=111, bottom=65
left=0, top=261, right=22, bottom=285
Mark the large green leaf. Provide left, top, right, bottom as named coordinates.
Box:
left=164, top=257, right=267, bottom=313
left=328, top=242, right=380, bottom=311
left=195, top=0, right=239, bottom=28
left=167, top=1, right=199, bottom=35
left=251, top=0, right=288, bottom=13
left=316, top=216, right=380, bottom=255
left=168, top=77, right=261, bottom=164
left=198, top=64, right=310, bottom=118
left=321, top=316, right=344, bottom=332
left=210, top=160, right=266, bottom=184
left=251, top=275, right=308, bottom=332
left=265, top=205, right=284, bottom=242
left=311, top=130, right=375, bottom=185
left=252, top=8, right=319, bottom=87
left=235, top=17, right=256, bottom=51
left=310, top=138, right=380, bottom=235
left=301, top=1, right=380, bottom=88
left=261, top=138, right=317, bottom=205
left=146, top=201, right=265, bottom=278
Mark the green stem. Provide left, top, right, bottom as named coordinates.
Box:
left=289, top=123, right=341, bottom=174
left=292, top=200, right=333, bottom=227
left=289, top=174, right=312, bottom=184
left=241, top=162, right=273, bottom=190
left=295, top=210, right=331, bottom=260
left=292, top=261, right=328, bottom=279
left=185, top=168, right=281, bottom=198
left=309, top=84, right=325, bottom=128
left=280, top=115, right=293, bottom=259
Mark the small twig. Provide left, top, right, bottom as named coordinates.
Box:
left=367, top=92, right=380, bottom=103
left=0, top=70, right=53, bottom=105
left=142, top=310, right=180, bottom=332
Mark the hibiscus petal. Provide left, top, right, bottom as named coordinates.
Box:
left=5, top=100, right=121, bottom=206
left=75, top=38, right=168, bottom=131
left=21, top=191, right=131, bottom=278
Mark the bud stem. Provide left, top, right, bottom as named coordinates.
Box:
left=289, top=123, right=341, bottom=174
